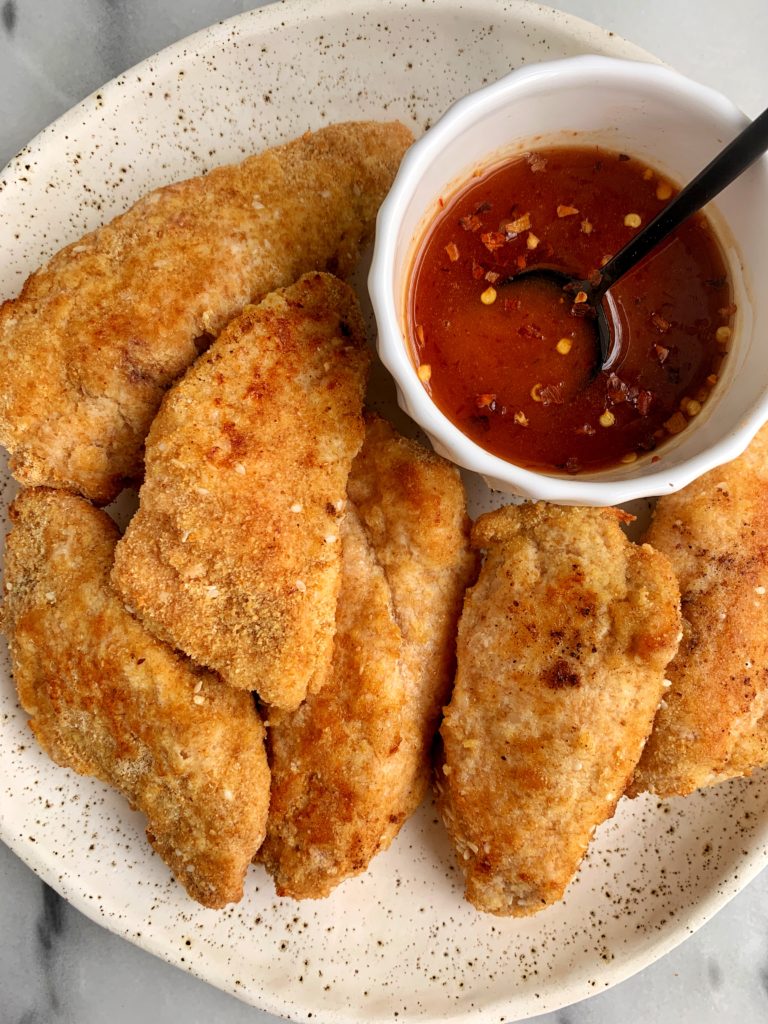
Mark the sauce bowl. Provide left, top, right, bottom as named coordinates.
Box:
left=369, top=55, right=768, bottom=505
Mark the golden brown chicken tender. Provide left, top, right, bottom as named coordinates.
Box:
left=0, top=121, right=412, bottom=504
left=260, top=415, right=475, bottom=898
left=1, top=488, right=270, bottom=908
left=112, top=273, right=369, bottom=709
left=437, top=503, right=680, bottom=917
left=629, top=425, right=768, bottom=797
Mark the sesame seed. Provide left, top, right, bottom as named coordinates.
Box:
left=195, top=487, right=209, bottom=496
left=193, top=695, right=205, bottom=706
left=624, top=213, right=642, bottom=228
left=295, top=580, right=307, bottom=593
left=324, top=534, right=337, bottom=544
left=45, top=591, right=56, bottom=603
left=181, top=530, right=191, bottom=543
left=716, top=326, right=732, bottom=343
left=234, top=463, right=246, bottom=475
left=621, top=451, right=638, bottom=463
left=417, top=363, right=432, bottom=383
left=290, top=503, right=303, bottom=513
left=206, top=585, right=219, bottom=598
left=223, top=789, right=234, bottom=801
left=756, top=586, right=766, bottom=595
left=556, top=337, right=572, bottom=355
left=480, top=286, right=497, bottom=305
left=599, top=410, right=615, bottom=428
left=193, top=680, right=203, bottom=693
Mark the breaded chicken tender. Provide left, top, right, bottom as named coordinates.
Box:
left=112, top=273, right=369, bottom=708
left=0, top=121, right=412, bottom=504
left=1, top=489, right=270, bottom=908
left=438, top=503, right=681, bottom=917
left=260, top=416, right=475, bottom=898
left=630, top=425, right=768, bottom=797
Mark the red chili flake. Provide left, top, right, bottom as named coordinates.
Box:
left=651, top=455, right=661, bottom=463
left=471, top=259, right=486, bottom=280
left=438, top=196, right=445, bottom=208
left=475, top=393, right=497, bottom=410
left=606, top=373, right=628, bottom=404
left=484, top=270, right=500, bottom=284
left=415, top=324, right=425, bottom=347
left=459, top=213, right=482, bottom=232
left=651, top=312, right=671, bottom=333
left=481, top=231, right=506, bottom=252
left=654, top=344, right=670, bottom=364
left=636, top=390, right=653, bottom=416
left=516, top=254, right=527, bottom=270
left=539, top=383, right=565, bottom=406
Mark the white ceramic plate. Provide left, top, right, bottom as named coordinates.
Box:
left=1, top=2, right=767, bottom=1022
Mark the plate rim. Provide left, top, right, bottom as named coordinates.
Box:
left=1, top=2, right=764, bottom=1022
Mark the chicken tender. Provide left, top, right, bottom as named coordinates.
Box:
left=112, top=273, right=369, bottom=708
left=0, top=121, right=412, bottom=504
left=260, top=416, right=475, bottom=898
left=1, top=488, right=270, bottom=908
left=438, top=503, right=681, bottom=917
left=630, top=425, right=768, bottom=797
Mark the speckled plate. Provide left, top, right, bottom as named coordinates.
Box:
left=1, top=1, right=767, bottom=1021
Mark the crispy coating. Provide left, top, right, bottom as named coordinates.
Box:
left=0, top=121, right=412, bottom=504
left=437, top=503, right=681, bottom=917
left=630, top=425, right=768, bottom=797
left=1, top=489, right=269, bottom=908
left=346, top=415, right=477, bottom=810
left=260, top=415, right=475, bottom=898
left=111, top=273, right=369, bottom=708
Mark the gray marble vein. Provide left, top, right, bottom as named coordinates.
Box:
left=1, top=1, right=768, bottom=1022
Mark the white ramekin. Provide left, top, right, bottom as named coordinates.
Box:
left=369, top=55, right=768, bottom=505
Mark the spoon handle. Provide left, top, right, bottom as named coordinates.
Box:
left=596, top=104, right=768, bottom=296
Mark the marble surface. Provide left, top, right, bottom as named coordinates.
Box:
left=1, top=1, right=768, bottom=1022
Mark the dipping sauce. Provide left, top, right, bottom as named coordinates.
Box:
left=408, top=146, right=734, bottom=474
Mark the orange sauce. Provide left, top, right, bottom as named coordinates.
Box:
left=408, top=146, right=733, bottom=474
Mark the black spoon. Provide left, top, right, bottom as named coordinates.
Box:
left=501, top=104, right=768, bottom=373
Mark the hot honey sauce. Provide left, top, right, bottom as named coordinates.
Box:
left=408, top=146, right=734, bottom=475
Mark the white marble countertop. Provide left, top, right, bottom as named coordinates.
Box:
left=1, top=1, right=768, bottom=1021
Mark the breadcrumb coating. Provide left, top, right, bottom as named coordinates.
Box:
left=630, top=425, right=768, bottom=797
left=1, top=488, right=269, bottom=908
left=260, top=415, right=475, bottom=898
left=111, top=273, right=369, bottom=708
left=437, top=503, right=680, bottom=916
left=0, top=121, right=412, bottom=503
